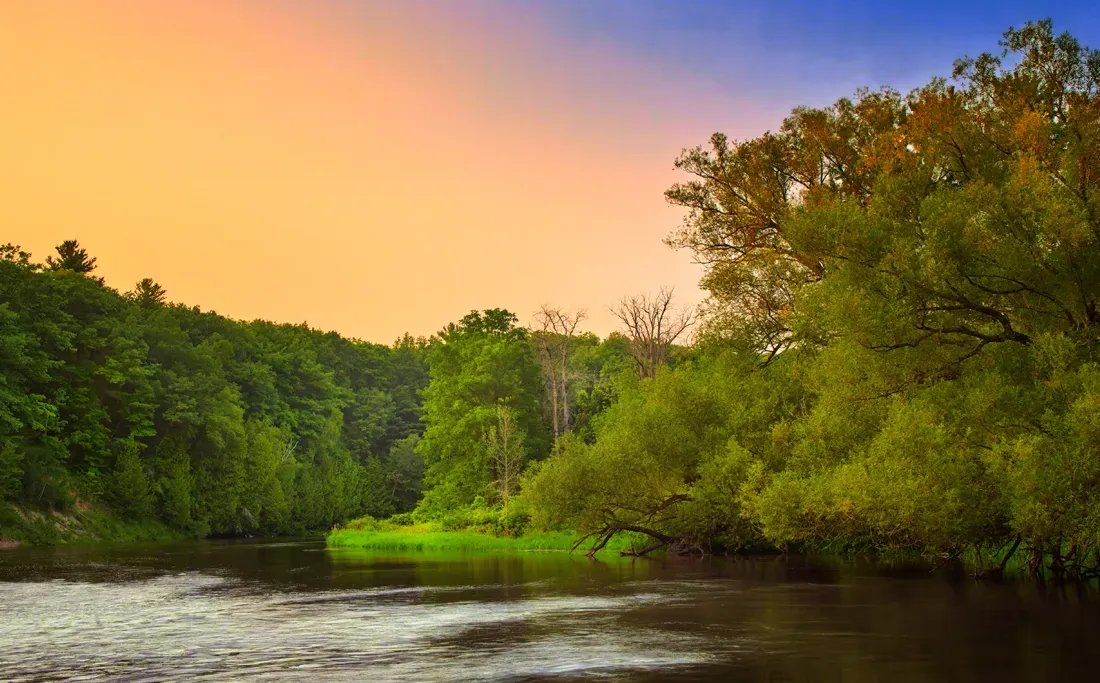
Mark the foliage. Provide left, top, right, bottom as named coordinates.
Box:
left=0, top=500, right=186, bottom=546
left=12, top=22, right=1100, bottom=579
left=0, top=241, right=430, bottom=538
left=384, top=434, right=425, bottom=513
left=415, top=310, right=549, bottom=517
left=525, top=352, right=795, bottom=552
left=45, top=239, right=97, bottom=274
left=522, top=21, right=1100, bottom=576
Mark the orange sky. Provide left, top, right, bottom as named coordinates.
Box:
left=0, top=0, right=777, bottom=343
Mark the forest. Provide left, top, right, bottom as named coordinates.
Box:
left=3, top=21, right=1100, bottom=579
left=0, top=240, right=432, bottom=538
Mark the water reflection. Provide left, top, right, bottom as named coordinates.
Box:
left=1, top=539, right=1097, bottom=681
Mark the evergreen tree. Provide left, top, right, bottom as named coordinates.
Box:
left=45, top=240, right=97, bottom=273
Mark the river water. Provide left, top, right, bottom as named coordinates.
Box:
left=0, top=539, right=1097, bottom=681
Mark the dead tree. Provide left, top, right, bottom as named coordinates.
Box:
left=533, top=326, right=561, bottom=439
left=533, top=306, right=587, bottom=439
left=610, top=288, right=694, bottom=379
left=279, top=438, right=300, bottom=464
left=485, top=405, right=525, bottom=513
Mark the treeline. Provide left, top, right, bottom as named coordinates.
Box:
left=1, top=241, right=429, bottom=536
left=0, top=239, right=673, bottom=539
left=6, top=21, right=1100, bottom=580
left=522, top=21, right=1100, bottom=579
left=409, top=307, right=658, bottom=525
left=366, top=21, right=1100, bottom=581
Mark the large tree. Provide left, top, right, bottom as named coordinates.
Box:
left=533, top=306, right=587, bottom=440
left=415, top=309, right=549, bottom=516
left=528, top=21, right=1100, bottom=575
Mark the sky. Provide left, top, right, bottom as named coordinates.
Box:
left=3, top=1, right=1097, bottom=343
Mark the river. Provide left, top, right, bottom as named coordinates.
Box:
left=0, top=538, right=1097, bottom=681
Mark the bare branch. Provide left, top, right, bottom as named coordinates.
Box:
left=609, top=288, right=695, bottom=379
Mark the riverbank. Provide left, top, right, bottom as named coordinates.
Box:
left=0, top=502, right=187, bottom=548
left=326, top=520, right=647, bottom=555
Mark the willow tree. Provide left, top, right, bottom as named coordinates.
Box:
left=707, top=21, right=1099, bottom=571
left=533, top=21, right=1100, bottom=573
left=667, top=20, right=1100, bottom=375
left=665, top=87, right=905, bottom=361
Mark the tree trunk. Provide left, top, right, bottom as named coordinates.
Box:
left=549, top=365, right=559, bottom=440
left=620, top=540, right=667, bottom=557
left=560, top=344, right=569, bottom=434
left=1028, top=545, right=1046, bottom=581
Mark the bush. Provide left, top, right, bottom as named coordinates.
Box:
left=343, top=515, right=383, bottom=531
left=497, top=498, right=532, bottom=536
left=438, top=503, right=499, bottom=532
left=388, top=512, right=415, bottom=526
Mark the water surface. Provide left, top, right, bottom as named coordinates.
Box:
left=1, top=539, right=1097, bottom=681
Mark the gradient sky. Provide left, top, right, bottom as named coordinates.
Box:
left=3, top=1, right=1097, bottom=343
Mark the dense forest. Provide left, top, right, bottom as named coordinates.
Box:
left=4, top=21, right=1100, bottom=578
left=0, top=240, right=432, bottom=536
left=0, top=239, right=641, bottom=539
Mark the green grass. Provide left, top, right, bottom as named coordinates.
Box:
left=0, top=501, right=188, bottom=547
left=326, top=527, right=647, bottom=555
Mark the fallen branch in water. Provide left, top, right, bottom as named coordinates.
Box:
left=973, top=536, right=1021, bottom=580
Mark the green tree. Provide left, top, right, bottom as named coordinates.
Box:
left=384, top=434, right=425, bottom=513
left=0, top=241, right=432, bottom=536
left=0, top=243, right=34, bottom=268
left=530, top=21, right=1100, bottom=576
left=45, top=240, right=97, bottom=273
left=416, top=310, right=548, bottom=517
left=130, top=278, right=168, bottom=306
left=0, top=443, right=24, bottom=500
left=109, top=443, right=153, bottom=519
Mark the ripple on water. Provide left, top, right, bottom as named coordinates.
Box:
left=0, top=572, right=714, bottom=681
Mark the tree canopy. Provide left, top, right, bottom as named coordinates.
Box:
left=522, top=20, right=1100, bottom=578
left=0, top=241, right=430, bottom=535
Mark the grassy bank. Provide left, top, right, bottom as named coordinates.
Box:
left=0, top=502, right=188, bottom=547
left=327, top=523, right=646, bottom=555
